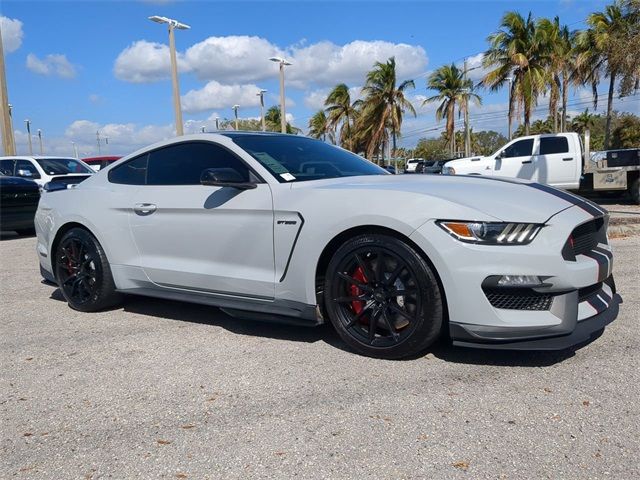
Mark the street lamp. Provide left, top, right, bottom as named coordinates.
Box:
left=269, top=57, right=292, bottom=133
left=149, top=15, right=190, bottom=136
left=37, top=129, right=43, bottom=154
left=257, top=89, right=267, bottom=132
left=506, top=76, right=514, bottom=140
left=24, top=119, right=33, bottom=155
left=232, top=104, right=240, bottom=130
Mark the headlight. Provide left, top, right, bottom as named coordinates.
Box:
left=437, top=221, right=543, bottom=245
left=442, top=166, right=456, bottom=175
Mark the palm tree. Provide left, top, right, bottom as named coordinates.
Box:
left=308, top=110, right=333, bottom=142
left=537, top=17, right=576, bottom=132
left=575, top=1, right=638, bottom=148
left=482, top=11, right=550, bottom=135
left=360, top=57, right=416, bottom=159
left=570, top=109, right=598, bottom=134
left=424, top=64, right=481, bottom=155
left=265, top=106, right=300, bottom=134
left=324, top=84, right=359, bottom=151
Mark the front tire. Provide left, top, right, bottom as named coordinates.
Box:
left=324, top=234, right=443, bottom=359
left=54, top=228, right=122, bottom=312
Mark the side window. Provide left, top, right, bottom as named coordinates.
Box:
left=15, top=160, right=41, bottom=179
left=503, top=139, right=534, bottom=158
left=539, top=137, right=569, bottom=155
left=147, top=142, right=251, bottom=186
left=0, top=159, right=15, bottom=176
left=108, top=154, right=148, bottom=185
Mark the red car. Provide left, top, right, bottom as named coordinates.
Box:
left=82, top=156, right=121, bottom=171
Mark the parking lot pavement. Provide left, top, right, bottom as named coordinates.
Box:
left=1, top=236, right=638, bottom=479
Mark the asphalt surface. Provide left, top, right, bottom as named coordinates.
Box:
left=1, top=235, right=639, bottom=479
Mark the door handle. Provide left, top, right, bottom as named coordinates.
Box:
left=562, top=157, right=573, bottom=161
left=133, top=203, right=157, bottom=215
left=521, top=160, right=532, bottom=164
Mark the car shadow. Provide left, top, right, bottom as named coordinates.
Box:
left=0, top=231, right=36, bottom=241
left=46, top=287, right=601, bottom=367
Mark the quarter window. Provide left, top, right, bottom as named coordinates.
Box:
left=108, top=154, right=148, bottom=185
left=539, top=137, right=569, bottom=155
left=146, top=142, right=251, bottom=186
left=0, top=159, right=14, bottom=176
left=503, top=139, right=534, bottom=158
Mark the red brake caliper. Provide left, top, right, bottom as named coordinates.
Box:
left=349, top=266, right=368, bottom=320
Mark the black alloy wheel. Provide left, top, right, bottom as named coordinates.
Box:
left=324, top=234, right=443, bottom=359
left=55, top=228, right=121, bottom=311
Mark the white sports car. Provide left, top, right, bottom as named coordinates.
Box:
left=35, top=133, right=620, bottom=359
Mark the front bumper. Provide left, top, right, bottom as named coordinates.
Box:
left=409, top=205, right=620, bottom=351
left=449, top=277, right=620, bottom=350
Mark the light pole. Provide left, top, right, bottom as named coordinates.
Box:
left=257, top=89, right=267, bottom=132
left=96, top=130, right=101, bottom=154
left=215, top=116, right=219, bottom=130
left=71, top=141, right=79, bottom=159
left=37, top=129, right=43, bottom=154
left=232, top=105, right=240, bottom=130
left=149, top=15, right=190, bottom=136
left=24, top=119, right=33, bottom=155
left=269, top=57, right=292, bottom=133
left=506, top=76, right=513, bottom=140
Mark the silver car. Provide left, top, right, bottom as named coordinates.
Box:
left=35, top=133, right=620, bottom=359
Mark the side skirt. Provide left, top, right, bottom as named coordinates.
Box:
left=116, top=286, right=322, bottom=326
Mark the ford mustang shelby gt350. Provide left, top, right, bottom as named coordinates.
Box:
left=35, top=133, right=620, bottom=359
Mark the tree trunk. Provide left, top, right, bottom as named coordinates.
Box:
left=448, top=101, right=455, bottom=156
left=561, top=74, right=569, bottom=132
left=550, top=76, right=559, bottom=133
left=604, top=71, right=616, bottom=150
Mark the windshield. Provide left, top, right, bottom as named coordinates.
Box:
left=35, top=158, right=93, bottom=175
left=230, top=135, right=387, bottom=183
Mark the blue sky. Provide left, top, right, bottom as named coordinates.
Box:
left=2, top=0, right=637, bottom=156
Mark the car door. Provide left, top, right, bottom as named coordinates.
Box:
left=492, top=138, right=536, bottom=181
left=537, top=135, right=576, bottom=187
left=128, top=140, right=275, bottom=299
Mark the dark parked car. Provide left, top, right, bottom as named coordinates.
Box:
left=416, top=159, right=449, bottom=174
left=82, top=156, right=121, bottom=171
left=382, top=165, right=397, bottom=174
left=0, top=175, right=40, bottom=234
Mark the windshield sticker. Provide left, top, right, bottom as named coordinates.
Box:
left=252, top=152, right=289, bottom=174
left=280, top=173, right=296, bottom=182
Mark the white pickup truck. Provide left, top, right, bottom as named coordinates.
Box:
left=442, top=132, right=640, bottom=203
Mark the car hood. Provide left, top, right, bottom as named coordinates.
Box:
left=296, top=174, right=581, bottom=223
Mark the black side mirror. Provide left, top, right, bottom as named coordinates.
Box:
left=200, top=168, right=256, bottom=190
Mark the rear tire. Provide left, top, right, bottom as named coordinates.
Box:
left=324, top=233, right=443, bottom=359
left=54, top=228, right=122, bottom=312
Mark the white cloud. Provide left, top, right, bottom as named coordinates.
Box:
left=459, top=52, right=489, bottom=83
left=0, top=16, right=24, bottom=53
left=26, top=53, right=77, bottom=78
left=181, top=81, right=264, bottom=113
left=287, top=40, right=427, bottom=88
left=185, top=36, right=283, bottom=83
left=304, top=86, right=363, bottom=110
left=114, top=40, right=191, bottom=83
left=115, top=36, right=428, bottom=88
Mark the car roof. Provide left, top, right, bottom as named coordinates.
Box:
left=0, top=155, right=79, bottom=160
left=82, top=156, right=121, bottom=161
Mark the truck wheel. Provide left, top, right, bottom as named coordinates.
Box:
left=630, top=176, right=640, bottom=205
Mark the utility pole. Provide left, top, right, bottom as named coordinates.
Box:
left=507, top=76, right=513, bottom=140
left=215, top=117, right=219, bottom=130
left=96, top=130, right=101, bottom=154
left=463, top=59, right=471, bottom=158
left=104, top=136, right=109, bottom=154
left=24, top=119, right=33, bottom=155
left=37, top=129, right=43, bottom=154
left=0, top=23, right=16, bottom=155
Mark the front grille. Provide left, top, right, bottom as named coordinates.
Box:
left=483, top=288, right=554, bottom=311
left=562, top=217, right=607, bottom=260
